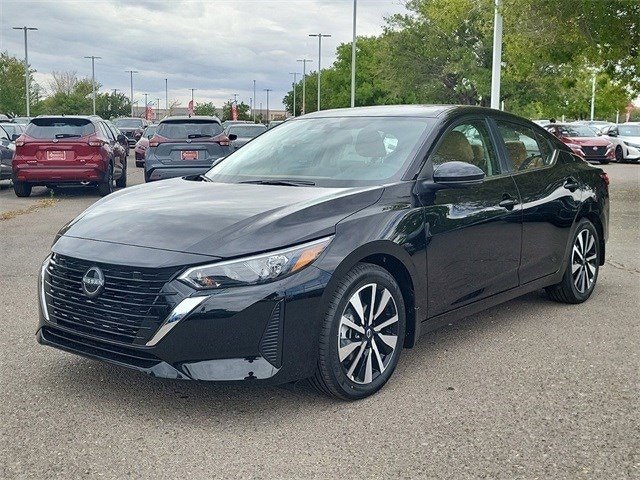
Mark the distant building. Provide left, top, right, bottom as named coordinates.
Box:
left=130, top=106, right=289, bottom=123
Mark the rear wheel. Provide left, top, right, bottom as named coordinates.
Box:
left=13, top=181, right=32, bottom=197
left=97, top=163, right=114, bottom=196
left=115, top=158, right=127, bottom=188
left=546, top=219, right=599, bottom=304
left=615, top=146, right=624, bottom=163
left=310, top=263, right=406, bottom=400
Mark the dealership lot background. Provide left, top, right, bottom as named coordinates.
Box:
left=1, top=157, right=638, bottom=478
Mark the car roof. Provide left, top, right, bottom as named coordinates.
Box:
left=301, top=104, right=463, bottom=119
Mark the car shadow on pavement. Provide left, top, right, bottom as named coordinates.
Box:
left=40, top=288, right=588, bottom=422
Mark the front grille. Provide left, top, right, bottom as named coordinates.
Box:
left=125, top=131, right=135, bottom=138
left=41, top=326, right=161, bottom=369
left=44, top=254, right=180, bottom=345
left=583, top=146, right=607, bottom=158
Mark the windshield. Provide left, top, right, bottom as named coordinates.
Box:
left=157, top=120, right=223, bottom=139
left=145, top=125, right=158, bottom=137
left=114, top=118, right=144, bottom=128
left=205, top=116, right=434, bottom=187
left=26, top=118, right=95, bottom=139
left=618, top=125, right=640, bottom=136
left=228, top=125, right=267, bottom=137
left=558, top=125, right=597, bottom=137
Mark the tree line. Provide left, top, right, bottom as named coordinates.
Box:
left=284, top=0, right=639, bottom=121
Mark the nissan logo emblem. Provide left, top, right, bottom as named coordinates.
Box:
left=593, top=146, right=598, bottom=151
left=82, top=266, right=105, bottom=298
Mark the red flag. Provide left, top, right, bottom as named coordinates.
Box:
left=188, top=100, right=194, bottom=115
left=145, top=105, right=152, bottom=121
left=231, top=103, right=238, bottom=121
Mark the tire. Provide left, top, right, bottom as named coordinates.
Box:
left=615, top=146, right=624, bottom=163
left=97, top=163, right=114, bottom=196
left=546, top=218, right=600, bottom=304
left=13, top=181, right=32, bottom=197
left=115, top=158, right=127, bottom=188
left=135, top=161, right=144, bottom=168
left=310, top=263, right=406, bottom=400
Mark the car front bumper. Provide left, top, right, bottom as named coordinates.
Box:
left=36, top=246, right=331, bottom=384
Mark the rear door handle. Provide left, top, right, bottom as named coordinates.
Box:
left=564, top=178, right=579, bottom=192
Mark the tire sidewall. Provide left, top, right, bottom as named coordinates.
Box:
left=322, top=264, right=406, bottom=399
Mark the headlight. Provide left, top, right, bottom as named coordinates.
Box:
left=179, top=236, right=333, bottom=289
left=624, top=141, right=640, bottom=148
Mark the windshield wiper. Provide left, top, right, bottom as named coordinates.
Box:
left=55, top=134, right=81, bottom=138
left=239, top=179, right=316, bottom=186
left=187, top=134, right=213, bottom=139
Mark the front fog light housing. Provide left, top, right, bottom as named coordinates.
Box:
left=179, top=236, right=333, bottom=290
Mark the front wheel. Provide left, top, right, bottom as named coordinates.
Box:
left=615, top=146, right=624, bottom=163
left=311, top=263, right=406, bottom=400
left=546, top=219, right=600, bottom=304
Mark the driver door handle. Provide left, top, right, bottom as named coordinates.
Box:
left=499, top=195, right=518, bottom=210
left=564, top=177, right=579, bottom=192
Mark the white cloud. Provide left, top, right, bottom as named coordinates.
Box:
left=1, top=0, right=407, bottom=110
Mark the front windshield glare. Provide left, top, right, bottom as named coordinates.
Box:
left=206, top=117, right=433, bottom=186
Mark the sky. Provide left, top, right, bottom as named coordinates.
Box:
left=0, top=0, right=408, bottom=112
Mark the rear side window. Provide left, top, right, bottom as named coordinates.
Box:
left=157, top=121, right=223, bottom=139
left=496, top=121, right=554, bottom=171
left=26, top=118, right=95, bottom=139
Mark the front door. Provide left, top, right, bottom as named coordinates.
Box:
left=420, top=118, right=522, bottom=317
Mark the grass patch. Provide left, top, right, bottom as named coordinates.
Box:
left=0, top=198, right=60, bottom=221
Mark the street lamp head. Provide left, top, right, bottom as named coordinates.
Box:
left=13, top=26, right=38, bottom=30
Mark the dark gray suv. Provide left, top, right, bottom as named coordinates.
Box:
left=144, top=116, right=233, bottom=182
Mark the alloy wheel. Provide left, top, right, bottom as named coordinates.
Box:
left=571, top=228, right=597, bottom=294
left=337, top=283, right=399, bottom=385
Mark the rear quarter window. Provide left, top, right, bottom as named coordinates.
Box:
left=26, top=118, right=95, bottom=139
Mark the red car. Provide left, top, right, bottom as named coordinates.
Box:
left=545, top=123, right=614, bottom=164
left=12, top=116, right=127, bottom=197
left=133, top=124, right=158, bottom=167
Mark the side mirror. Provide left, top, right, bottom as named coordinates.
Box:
left=433, top=161, right=484, bottom=187
left=11, top=133, right=20, bottom=141
left=117, top=133, right=127, bottom=143
left=228, top=134, right=238, bottom=141
left=609, top=130, right=618, bottom=137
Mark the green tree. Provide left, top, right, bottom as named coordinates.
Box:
left=0, top=51, right=41, bottom=115
left=194, top=101, right=218, bottom=116
left=96, top=91, right=131, bottom=119
left=221, top=101, right=251, bottom=121
left=39, top=78, right=94, bottom=114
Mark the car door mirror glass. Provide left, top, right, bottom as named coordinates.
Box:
left=228, top=134, right=238, bottom=141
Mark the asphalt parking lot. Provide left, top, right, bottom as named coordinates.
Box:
left=1, top=157, right=638, bottom=479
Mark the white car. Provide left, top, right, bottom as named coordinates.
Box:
left=599, top=124, right=640, bottom=162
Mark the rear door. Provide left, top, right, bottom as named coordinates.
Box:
left=492, top=119, right=581, bottom=284
left=422, top=117, right=522, bottom=317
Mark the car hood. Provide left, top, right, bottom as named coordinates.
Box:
left=59, top=178, right=383, bottom=258
left=563, top=136, right=611, bottom=146
left=618, top=135, right=640, bottom=144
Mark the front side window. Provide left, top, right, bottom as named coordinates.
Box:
left=496, top=121, right=554, bottom=171
left=205, top=117, right=434, bottom=187
left=431, top=121, right=501, bottom=177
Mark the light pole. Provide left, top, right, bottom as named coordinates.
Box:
left=309, top=33, right=331, bottom=111
left=12, top=26, right=38, bottom=117
left=297, top=59, right=312, bottom=115
left=143, top=93, right=148, bottom=119
left=253, top=79, right=257, bottom=122
left=189, top=88, right=197, bottom=114
left=350, top=0, right=358, bottom=108
left=289, top=72, right=300, bottom=116
left=125, top=70, right=138, bottom=117
left=156, top=98, right=160, bottom=121
left=84, top=56, right=101, bottom=115
left=590, top=73, right=596, bottom=121
left=165, top=78, right=168, bottom=111
left=490, top=0, right=503, bottom=109
left=264, top=89, right=272, bottom=123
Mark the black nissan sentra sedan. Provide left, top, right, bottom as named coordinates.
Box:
left=37, top=106, right=609, bottom=400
